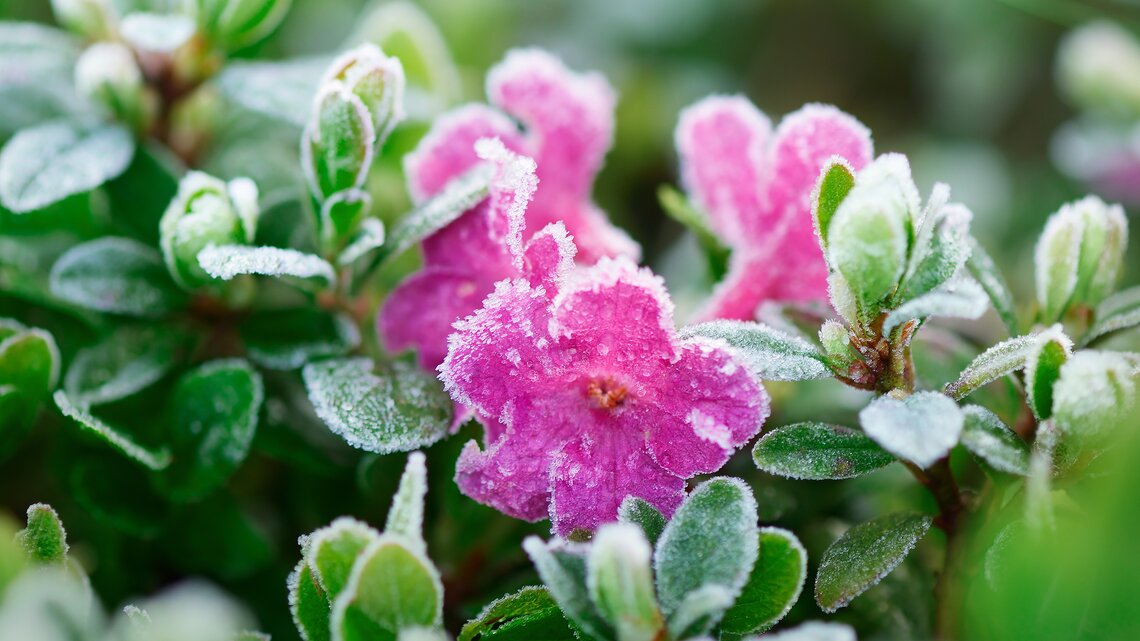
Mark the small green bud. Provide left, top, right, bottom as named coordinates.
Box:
left=51, top=0, right=116, bottom=40
left=322, top=44, right=407, bottom=147
left=587, top=523, right=663, bottom=641
left=1057, top=21, right=1140, bottom=119
left=17, top=503, right=68, bottom=565
left=826, top=153, right=919, bottom=323
left=1052, top=350, right=1138, bottom=444
left=160, top=171, right=259, bottom=289
left=302, top=86, right=375, bottom=203
left=190, top=0, right=292, bottom=50
left=819, top=320, right=857, bottom=369
left=75, top=42, right=154, bottom=130
left=1034, top=195, right=1127, bottom=322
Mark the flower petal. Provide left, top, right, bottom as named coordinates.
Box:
left=646, top=339, right=769, bottom=477
left=522, top=222, right=577, bottom=293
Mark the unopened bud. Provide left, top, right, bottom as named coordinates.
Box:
left=75, top=43, right=153, bottom=129
left=322, top=44, right=406, bottom=147
left=1052, top=350, right=1139, bottom=444
left=301, top=85, right=375, bottom=203
left=1034, top=195, right=1127, bottom=321
left=587, top=523, right=663, bottom=641
left=191, top=0, right=292, bottom=50
left=160, top=171, right=259, bottom=288
left=1057, top=21, right=1140, bottom=119
left=51, top=0, right=115, bottom=40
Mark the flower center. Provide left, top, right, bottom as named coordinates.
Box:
left=586, top=377, right=628, bottom=410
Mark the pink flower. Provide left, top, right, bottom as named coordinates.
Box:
left=380, top=48, right=636, bottom=370
left=675, top=97, right=874, bottom=320
left=440, top=198, right=770, bottom=535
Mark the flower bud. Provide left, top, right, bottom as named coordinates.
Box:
left=1057, top=21, right=1140, bottom=119
left=51, top=0, right=115, bottom=40
left=322, top=44, right=406, bottom=147
left=1034, top=195, right=1127, bottom=321
left=301, top=85, right=375, bottom=203
left=587, top=523, right=663, bottom=641
left=1052, top=350, right=1138, bottom=444
left=825, top=153, right=919, bottom=323
left=190, top=0, right=292, bottom=49
left=75, top=43, right=153, bottom=130
left=819, top=320, right=857, bottom=369
left=160, top=171, right=259, bottom=288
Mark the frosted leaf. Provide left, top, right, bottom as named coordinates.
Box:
left=0, top=324, right=60, bottom=400
left=523, top=537, right=613, bottom=641
left=0, top=22, right=79, bottom=84
left=720, top=527, right=807, bottom=636
left=458, top=585, right=575, bottom=641
left=50, top=237, right=186, bottom=317
left=65, top=325, right=185, bottom=406
left=897, top=201, right=973, bottom=303
left=241, top=309, right=360, bottom=371
left=961, top=405, right=1029, bottom=475
left=587, top=523, right=662, bottom=641
left=306, top=517, right=382, bottom=602
left=1034, top=201, right=1084, bottom=323
left=1023, top=325, right=1072, bottom=420
left=337, top=218, right=386, bottom=266
left=106, top=582, right=256, bottom=641
left=680, top=320, right=831, bottom=382
left=288, top=559, right=329, bottom=641
left=1052, top=350, right=1139, bottom=439
left=882, top=276, right=988, bottom=334
left=762, top=621, right=857, bottom=641
left=216, top=56, right=332, bottom=126
left=654, top=478, right=758, bottom=615
left=329, top=536, right=443, bottom=639
left=0, top=568, right=102, bottom=641
left=665, top=584, right=734, bottom=640
left=158, top=359, right=264, bottom=501
left=120, top=13, right=195, bottom=52
left=966, top=236, right=1019, bottom=335
left=827, top=271, right=859, bottom=330
left=18, top=503, right=68, bottom=565
left=945, top=331, right=1048, bottom=400
left=1085, top=285, right=1140, bottom=344
left=810, top=156, right=857, bottom=254
left=618, top=496, right=666, bottom=547
left=753, top=422, right=895, bottom=480
left=397, top=628, right=449, bottom=641
left=859, top=391, right=963, bottom=468
left=198, top=244, right=336, bottom=286
left=385, top=452, right=428, bottom=554
left=302, top=357, right=451, bottom=454
left=814, top=512, right=932, bottom=613
left=53, top=390, right=171, bottom=470
left=0, top=120, right=134, bottom=212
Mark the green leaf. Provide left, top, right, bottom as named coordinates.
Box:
left=290, top=560, right=332, bottom=641
left=53, top=390, right=172, bottom=470
left=338, top=217, right=386, bottom=267
left=944, top=332, right=1042, bottom=400
left=679, top=320, right=831, bottom=381
left=1025, top=330, right=1071, bottom=420
left=753, top=422, right=894, bottom=480
left=720, top=527, right=808, bottom=636
left=0, top=324, right=59, bottom=428
left=897, top=201, right=972, bottom=303
left=657, top=184, right=730, bottom=278
left=197, top=244, right=337, bottom=287
left=215, top=56, right=331, bottom=127
left=308, top=518, right=382, bottom=603
left=961, top=405, right=1029, bottom=475
left=523, top=537, right=611, bottom=641
left=1085, top=285, right=1140, bottom=345
left=367, top=163, right=493, bottom=266
left=617, top=496, right=666, bottom=547
left=159, top=359, right=264, bottom=501
left=665, top=585, right=734, bottom=639
left=0, top=120, right=134, bottom=212
left=1035, top=206, right=1083, bottom=323
left=303, top=357, right=452, bottom=454
left=587, top=523, right=663, bottom=641
left=966, top=237, right=1019, bottom=335
left=331, top=537, right=443, bottom=640
left=814, top=512, right=932, bottom=613
left=882, top=277, right=989, bottom=334
left=17, top=503, right=68, bottom=565
left=859, top=391, right=963, bottom=469
left=458, top=586, right=576, bottom=641
left=811, top=158, right=857, bottom=252
left=241, top=309, right=361, bottom=371
left=386, top=452, right=428, bottom=554
left=64, top=325, right=184, bottom=405
left=50, top=237, right=186, bottom=317
left=654, top=478, right=758, bottom=616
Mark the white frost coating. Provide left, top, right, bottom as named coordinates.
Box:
left=1053, top=350, right=1139, bottom=438
left=882, top=276, right=989, bottom=334
left=827, top=272, right=859, bottom=329
left=337, top=215, right=384, bottom=266
left=945, top=331, right=1043, bottom=400
left=122, top=604, right=151, bottom=627
left=106, top=581, right=255, bottom=641
left=554, top=256, right=677, bottom=348
left=859, top=391, right=963, bottom=468
left=301, top=82, right=377, bottom=200
left=679, top=319, right=830, bottom=382
left=321, top=44, right=408, bottom=144
left=304, top=516, right=382, bottom=594
left=960, top=405, right=1029, bottom=475
left=383, top=162, right=495, bottom=260
left=1023, top=324, right=1074, bottom=417
left=385, top=452, right=428, bottom=554
left=119, top=13, right=195, bottom=53
left=764, top=622, right=857, bottom=641
left=810, top=154, right=857, bottom=256
left=226, top=177, right=260, bottom=242
left=75, top=42, right=141, bottom=98
left=756, top=526, right=808, bottom=629
left=64, top=327, right=179, bottom=406
left=53, top=390, right=172, bottom=470
left=216, top=56, right=333, bottom=126
left=1034, top=200, right=1084, bottom=319
left=0, top=121, right=134, bottom=213
left=666, top=584, right=735, bottom=639
left=1087, top=284, right=1140, bottom=343
left=474, top=137, right=538, bottom=269
left=198, top=244, right=336, bottom=285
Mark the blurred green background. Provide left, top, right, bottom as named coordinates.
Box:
left=3, top=0, right=1140, bottom=639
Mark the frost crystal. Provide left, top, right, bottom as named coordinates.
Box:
left=198, top=244, right=336, bottom=285
left=440, top=231, right=768, bottom=535
left=859, top=391, right=963, bottom=469
left=674, top=97, right=873, bottom=320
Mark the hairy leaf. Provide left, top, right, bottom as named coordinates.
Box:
left=331, top=537, right=443, bottom=640
left=198, top=244, right=336, bottom=286
left=1085, top=285, right=1140, bottom=344
left=385, top=452, right=428, bottom=554
left=859, top=391, right=963, bottom=468
left=17, top=503, right=68, bottom=565
left=50, top=237, right=186, bottom=317
left=64, top=325, right=184, bottom=406
left=720, top=527, right=808, bottom=637
left=587, top=523, right=662, bottom=641
left=966, top=237, right=1019, bottom=335
left=753, top=422, right=894, bottom=480
left=882, top=277, right=988, bottom=334
left=680, top=320, right=831, bottom=381
left=944, top=333, right=1041, bottom=400
left=815, top=512, right=932, bottom=612
left=961, top=405, right=1029, bottom=475
left=458, top=586, right=575, bottom=641
left=523, top=538, right=611, bottom=641
left=617, top=497, right=666, bottom=547
left=53, top=390, right=171, bottom=470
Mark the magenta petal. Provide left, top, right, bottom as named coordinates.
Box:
left=676, top=95, right=772, bottom=242
left=421, top=202, right=515, bottom=272
left=549, top=430, right=685, bottom=536
left=404, top=104, right=525, bottom=203
left=647, top=340, right=769, bottom=477
left=455, top=429, right=556, bottom=522
left=522, top=222, right=577, bottom=293
left=543, top=202, right=640, bottom=264
left=551, top=258, right=678, bottom=378
left=380, top=268, right=498, bottom=369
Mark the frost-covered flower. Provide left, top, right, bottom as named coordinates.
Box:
left=381, top=48, right=636, bottom=369
left=440, top=202, right=769, bottom=535
left=675, top=97, right=873, bottom=320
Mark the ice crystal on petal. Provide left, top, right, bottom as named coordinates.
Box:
left=675, top=97, right=873, bottom=321
left=440, top=238, right=769, bottom=535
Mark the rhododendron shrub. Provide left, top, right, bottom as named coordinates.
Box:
left=2, top=2, right=1140, bottom=641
